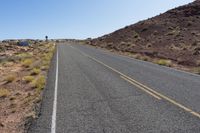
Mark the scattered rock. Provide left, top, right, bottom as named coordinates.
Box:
left=91, top=0, right=200, bottom=67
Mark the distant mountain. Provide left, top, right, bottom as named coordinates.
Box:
left=90, top=0, right=200, bottom=67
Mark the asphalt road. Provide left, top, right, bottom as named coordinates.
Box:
left=29, top=43, right=200, bottom=133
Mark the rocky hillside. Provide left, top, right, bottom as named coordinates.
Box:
left=90, top=0, right=200, bottom=67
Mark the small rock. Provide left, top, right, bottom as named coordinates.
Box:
left=193, top=51, right=200, bottom=55
left=0, top=122, right=4, bottom=127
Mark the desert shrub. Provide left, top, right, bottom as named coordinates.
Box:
left=133, top=54, right=141, bottom=59
left=31, top=68, right=41, bottom=75
left=134, top=33, right=139, bottom=38
left=32, top=76, right=46, bottom=91
left=4, top=75, right=16, bottom=83
left=23, top=76, right=35, bottom=83
left=42, top=49, right=54, bottom=66
left=42, top=60, right=50, bottom=67
left=166, top=27, right=180, bottom=37
left=0, top=47, right=5, bottom=52
left=195, top=67, right=200, bottom=74
left=156, top=59, right=172, bottom=67
left=44, top=53, right=52, bottom=61
left=197, top=68, right=200, bottom=74
left=133, top=54, right=149, bottom=61
left=140, top=56, right=149, bottom=61
left=16, top=53, right=32, bottom=59
left=0, top=88, right=10, bottom=98
left=22, top=59, right=33, bottom=68
left=2, top=61, right=14, bottom=67
left=133, top=31, right=140, bottom=39
left=167, top=30, right=180, bottom=36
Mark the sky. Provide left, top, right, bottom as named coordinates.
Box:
left=0, top=0, right=193, bottom=40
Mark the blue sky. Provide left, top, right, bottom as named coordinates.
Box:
left=0, top=0, right=193, bottom=40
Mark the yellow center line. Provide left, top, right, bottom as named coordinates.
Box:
left=121, top=76, right=161, bottom=100
left=70, top=46, right=200, bottom=119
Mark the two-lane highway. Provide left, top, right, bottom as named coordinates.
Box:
left=29, top=43, right=200, bottom=133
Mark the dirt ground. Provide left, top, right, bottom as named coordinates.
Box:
left=0, top=41, right=55, bottom=133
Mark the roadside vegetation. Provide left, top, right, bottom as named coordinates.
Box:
left=155, top=59, right=172, bottom=67
left=4, top=75, right=16, bottom=83
left=85, top=0, right=200, bottom=75
left=23, top=76, right=35, bottom=83
left=198, top=68, right=200, bottom=74
left=22, top=58, right=34, bottom=68
left=193, top=67, right=200, bottom=75
left=0, top=41, right=55, bottom=133
left=83, top=41, right=200, bottom=75
left=0, top=88, right=10, bottom=98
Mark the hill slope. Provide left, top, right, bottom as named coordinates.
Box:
left=90, top=0, right=200, bottom=67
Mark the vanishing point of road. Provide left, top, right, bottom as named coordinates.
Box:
left=29, top=43, right=200, bottom=133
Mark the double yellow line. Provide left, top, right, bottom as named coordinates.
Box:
left=70, top=45, right=200, bottom=119
left=120, top=76, right=161, bottom=100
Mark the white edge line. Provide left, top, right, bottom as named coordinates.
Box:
left=51, top=46, right=59, bottom=133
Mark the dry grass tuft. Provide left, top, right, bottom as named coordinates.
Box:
left=31, top=76, right=46, bottom=91
left=0, top=88, right=10, bottom=98
left=4, top=75, right=16, bottom=83
left=140, top=56, right=149, bottom=61
left=133, top=54, right=149, bottom=61
left=31, top=68, right=41, bottom=75
left=194, top=67, right=200, bottom=75
left=155, top=59, right=172, bottom=67
left=22, top=59, right=33, bottom=68
left=16, top=53, right=32, bottom=59
left=198, top=68, right=200, bottom=75
left=23, top=76, right=35, bottom=83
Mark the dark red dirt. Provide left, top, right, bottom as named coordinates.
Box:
left=90, top=0, right=200, bottom=67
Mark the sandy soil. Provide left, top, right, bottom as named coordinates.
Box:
left=0, top=42, right=55, bottom=133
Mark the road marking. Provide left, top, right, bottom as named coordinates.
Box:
left=121, top=76, right=161, bottom=100
left=88, top=45, right=200, bottom=77
left=70, top=46, right=200, bottom=119
left=51, top=46, right=59, bottom=133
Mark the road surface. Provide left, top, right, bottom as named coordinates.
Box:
left=29, top=43, right=200, bottom=133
